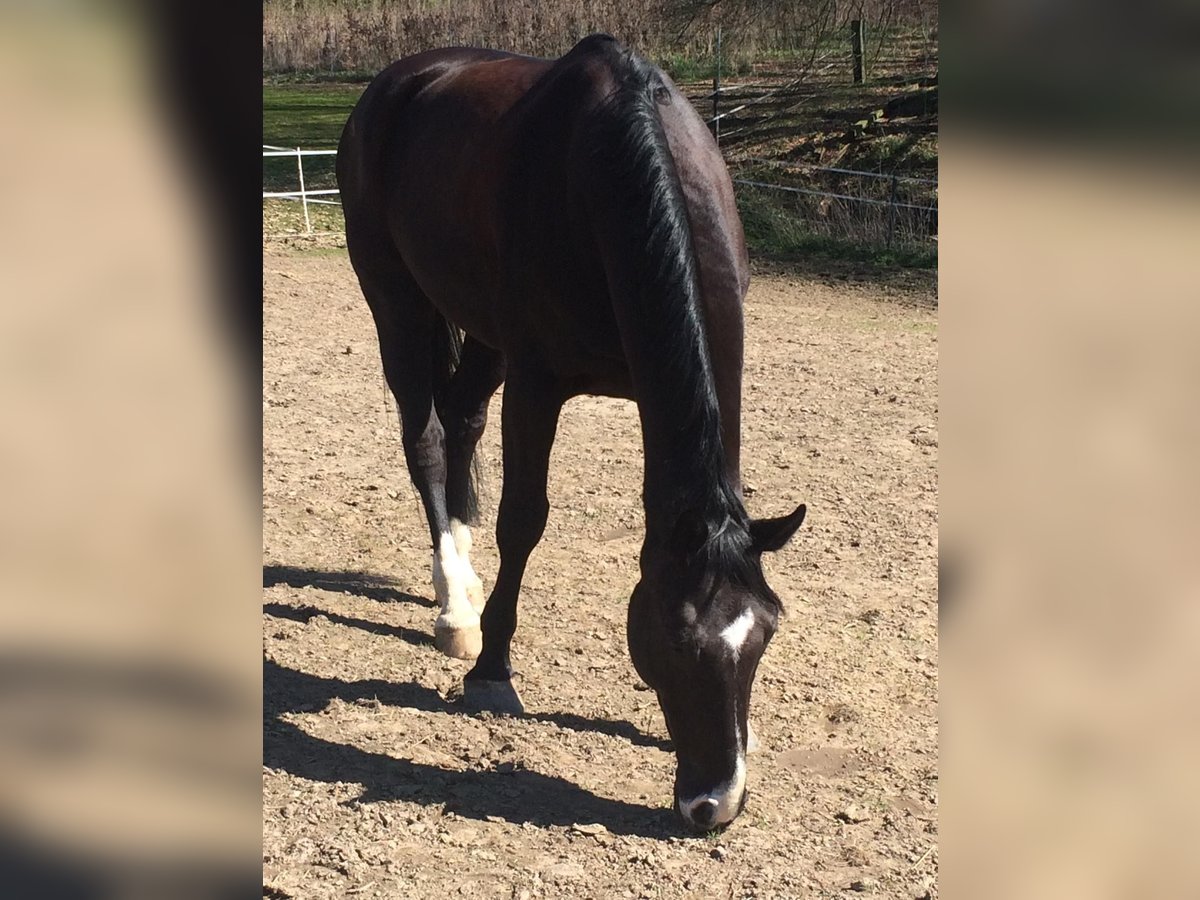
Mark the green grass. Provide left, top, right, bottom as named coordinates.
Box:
left=737, top=187, right=937, bottom=269
left=849, top=133, right=939, bottom=175
left=263, top=84, right=363, bottom=192
left=656, top=52, right=753, bottom=84
left=263, top=83, right=363, bottom=148
left=263, top=81, right=937, bottom=272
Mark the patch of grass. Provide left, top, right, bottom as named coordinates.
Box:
left=263, top=83, right=363, bottom=148
left=738, top=188, right=936, bottom=270
left=265, top=70, right=377, bottom=86
left=263, top=197, right=346, bottom=240
left=263, top=84, right=364, bottom=192
left=846, top=133, right=938, bottom=176
left=657, top=52, right=753, bottom=84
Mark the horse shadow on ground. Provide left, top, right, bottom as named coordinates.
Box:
left=263, top=565, right=435, bottom=608
left=264, top=602, right=433, bottom=650
left=264, top=657, right=678, bottom=839
left=262, top=596, right=670, bottom=751
left=526, top=707, right=670, bottom=751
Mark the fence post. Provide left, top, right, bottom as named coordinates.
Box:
left=295, top=147, right=312, bottom=235
left=886, top=174, right=898, bottom=249
left=712, top=25, right=722, bottom=146
left=850, top=19, right=864, bottom=85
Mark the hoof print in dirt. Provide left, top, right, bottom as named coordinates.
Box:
left=461, top=678, right=525, bottom=716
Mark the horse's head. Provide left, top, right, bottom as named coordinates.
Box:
left=627, top=501, right=806, bottom=832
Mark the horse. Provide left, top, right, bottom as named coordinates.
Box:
left=336, top=34, right=806, bottom=833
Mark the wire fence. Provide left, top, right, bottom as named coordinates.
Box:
left=734, top=175, right=936, bottom=256
left=264, top=31, right=938, bottom=252
left=683, top=70, right=937, bottom=148
left=265, top=17, right=937, bottom=249
left=669, top=21, right=938, bottom=254
left=262, top=143, right=937, bottom=249
left=730, top=155, right=937, bottom=251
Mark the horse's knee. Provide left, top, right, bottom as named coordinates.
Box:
left=496, top=496, right=549, bottom=559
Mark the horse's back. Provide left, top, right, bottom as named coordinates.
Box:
left=337, top=47, right=540, bottom=215
left=338, top=48, right=560, bottom=344
left=337, top=36, right=746, bottom=393
left=337, top=39, right=620, bottom=355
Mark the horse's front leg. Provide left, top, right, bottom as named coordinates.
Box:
left=462, top=368, right=565, bottom=715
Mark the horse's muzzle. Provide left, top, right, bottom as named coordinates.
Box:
left=676, top=785, right=749, bottom=834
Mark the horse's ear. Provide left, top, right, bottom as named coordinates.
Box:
left=671, top=508, right=710, bottom=557
left=749, top=503, right=807, bottom=553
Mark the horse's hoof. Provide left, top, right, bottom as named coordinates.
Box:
left=434, top=623, right=482, bottom=660
left=747, top=721, right=761, bottom=754
left=462, top=678, right=525, bottom=716
left=466, top=578, right=486, bottom=614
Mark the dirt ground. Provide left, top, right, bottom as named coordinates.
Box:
left=263, top=247, right=938, bottom=899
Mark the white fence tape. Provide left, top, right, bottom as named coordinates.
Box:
left=263, top=146, right=936, bottom=242
left=263, top=147, right=340, bottom=236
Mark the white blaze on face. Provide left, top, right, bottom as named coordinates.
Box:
left=432, top=526, right=480, bottom=631
left=677, top=607, right=757, bottom=827
left=678, top=725, right=748, bottom=828
left=719, top=608, right=756, bottom=662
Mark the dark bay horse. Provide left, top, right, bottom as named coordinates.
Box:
left=336, top=34, right=806, bottom=832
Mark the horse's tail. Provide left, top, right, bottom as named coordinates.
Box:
left=431, top=313, right=463, bottom=408
left=430, top=316, right=482, bottom=524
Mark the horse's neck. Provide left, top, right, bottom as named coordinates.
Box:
left=603, top=223, right=740, bottom=531
left=628, top=324, right=735, bottom=532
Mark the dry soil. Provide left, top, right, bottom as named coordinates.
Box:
left=263, top=247, right=938, bottom=899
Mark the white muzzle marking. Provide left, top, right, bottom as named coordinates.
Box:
left=678, top=742, right=747, bottom=828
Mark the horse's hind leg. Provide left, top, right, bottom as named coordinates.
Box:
left=438, top=337, right=505, bottom=614
left=353, top=262, right=482, bottom=660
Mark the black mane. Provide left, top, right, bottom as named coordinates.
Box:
left=580, top=41, right=762, bottom=591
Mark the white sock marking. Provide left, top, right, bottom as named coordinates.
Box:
left=719, top=608, right=756, bottom=660
left=432, top=530, right=479, bottom=631
left=449, top=518, right=485, bottom=611
left=450, top=518, right=473, bottom=558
